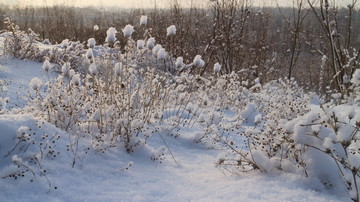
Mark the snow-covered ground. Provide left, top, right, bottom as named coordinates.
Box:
left=0, top=59, right=350, bottom=201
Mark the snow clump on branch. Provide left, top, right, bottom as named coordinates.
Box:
left=30, top=78, right=42, bottom=91
left=87, top=38, right=96, bottom=48
left=123, top=24, right=135, bottom=38
left=146, top=37, right=156, bottom=50
left=137, top=40, right=145, bottom=50
left=157, top=48, right=167, bottom=60
left=106, top=27, right=117, bottom=44
left=214, top=62, right=221, bottom=73
left=42, top=59, right=51, bottom=72
left=167, top=25, right=176, bottom=36
left=193, top=55, right=205, bottom=68
left=140, top=15, right=148, bottom=25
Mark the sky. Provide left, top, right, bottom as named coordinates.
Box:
left=0, top=0, right=356, bottom=8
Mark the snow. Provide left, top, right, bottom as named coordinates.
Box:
left=0, top=37, right=355, bottom=202
left=146, top=37, right=156, bottom=50
left=137, top=40, right=145, bottom=50
left=0, top=113, right=348, bottom=202
left=0, top=61, right=349, bottom=201
left=167, top=25, right=176, bottom=36
left=70, top=74, right=80, bottom=85
left=42, top=59, right=51, bottom=72
left=114, top=62, right=122, bottom=76
left=89, top=63, right=97, bottom=75
left=152, top=44, right=162, bottom=56
left=214, top=62, right=221, bottom=73
left=61, top=39, right=69, bottom=49
left=61, top=62, right=70, bottom=76
left=87, top=38, right=96, bottom=48
left=175, top=57, right=184, bottom=69
left=157, top=48, right=167, bottom=60
left=29, top=77, right=42, bottom=90
left=140, top=15, right=148, bottom=25
left=106, top=27, right=117, bottom=43
left=193, top=55, right=205, bottom=67
left=123, top=24, right=135, bottom=38
left=0, top=59, right=52, bottom=109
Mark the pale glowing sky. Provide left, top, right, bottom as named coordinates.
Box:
left=0, top=0, right=355, bottom=8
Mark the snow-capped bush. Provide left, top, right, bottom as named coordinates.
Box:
left=214, top=62, right=221, bottom=73
left=137, top=40, right=145, bottom=50
left=157, top=48, right=167, bottom=60
left=43, top=39, right=51, bottom=44
left=29, top=78, right=42, bottom=91
left=166, top=25, right=176, bottom=36
left=207, top=76, right=360, bottom=201
left=86, top=48, right=93, bottom=60
left=89, top=63, right=97, bottom=75
left=42, top=59, right=51, bottom=72
left=61, top=39, right=69, bottom=49
left=146, top=37, right=156, bottom=50
left=71, top=74, right=81, bottom=85
left=87, top=38, right=96, bottom=48
left=123, top=24, right=135, bottom=38
left=2, top=18, right=42, bottom=60
left=106, top=27, right=117, bottom=44
left=11, top=155, right=22, bottom=165
left=152, top=44, right=162, bottom=56
left=140, top=15, right=148, bottom=25
left=193, top=55, right=205, bottom=67
left=175, top=57, right=184, bottom=69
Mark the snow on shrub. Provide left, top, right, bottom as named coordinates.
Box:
left=175, top=57, right=184, bottom=69
left=5, top=15, right=359, bottom=200
left=43, top=39, right=51, bottom=45
left=166, top=25, right=176, bottom=36
left=42, top=59, right=51, bottom=72
left=61, top=39, right=69, bottom=49
left=351, top=69, right=360, bottom=86
left=137, top=40, right=145, bottom=50
left=2, top=18, right=42, bottom=60
left=87, top=38, right=96, bottom=48
left=289, top=105, right=360, bottom=200
left=123, top=24, right=135, bottom=38
left=29, top=78, right=42, bottom=91
left=193, top=55, right=205, bottom=68
left=140, top=15, right=148, bottom=25
left=89, top=63, right=97, bottom=75
left=106, top=27, right=117, bottom=44
left=152, top=44, right=162, bottom=56
left=213, top=62, right=221, bottom=73
left=71, top=74, right=81, bottom=85
left=61, top=62, right=71, bottom=77
left=157, top=48, right=167, bottom=60
left=86, top=48, right=93, bottom=60
left=146, top=37, right=156, bottom=50
left=210, top=78, right=360, bottom=201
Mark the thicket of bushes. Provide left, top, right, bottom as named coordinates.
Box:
left=1, top=0, right=359, bottom=93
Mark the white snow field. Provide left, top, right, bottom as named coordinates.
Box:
left=0, top=58, right=351, bottom=202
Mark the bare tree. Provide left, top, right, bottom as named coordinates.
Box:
left=278, top=0, right=310, bottom=79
